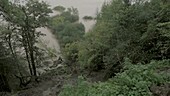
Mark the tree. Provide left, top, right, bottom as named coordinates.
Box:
left=53, top=6, right=66, bottom=12
left=77, top=0, right=170, bottom=78
left=19, top=0, right=52, bottom=77
left=0, top=0, right=52, bottom=83
left=0, top=42, right=12, bottom=92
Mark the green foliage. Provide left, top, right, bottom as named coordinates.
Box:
left=50, top=7, right=79, bottom=25
left=50, top=22, right=85, bottom=48
left=59, top=60, right=170, bottom=96
left=53, top=6, right=65, bottom=12
left=77, top=0, right=170, bottom=74
left=0, top=41, right=21, bottom=91
left=83, top=16, right=94, bottom=20
left=58, top=22, right=84, bottom=64
left=49, top=7, right=85, bottom=64
left=63, top=42, right=79, bottom=64
left=0, top=42, right=12, bottom=77
left=60, top=7, right=79, bottom=23
left=0, top=0, right=52, bottom=90
left=49, top=7, right=84, bottom=47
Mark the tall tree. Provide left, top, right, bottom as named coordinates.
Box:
left=0, top=42, right=11, bottom=92
left=77, top=0, right=170, bottom=78
left=0, top=0, right=52, bottom=81
left=19, top=0, right=52, bottom=77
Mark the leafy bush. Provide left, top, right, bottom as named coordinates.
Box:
left=83, top=16, right=93, bottom=20
left=53, top=6, right=65, bottom=12
left=57, top=23, right=85, bottom=47
left=49, top=7, right=85, bottom=48
left=48, top=7, right=85, bottom=64
left=59, top=60, right=170, bottom=96
left=77, top=0, right=170, bottom=75
left=60, top=7, right=79, bottom=23
left=63, top=42, right=79, bottom=64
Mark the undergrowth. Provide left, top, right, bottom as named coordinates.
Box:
left=59, top=59, right=170, bottom=96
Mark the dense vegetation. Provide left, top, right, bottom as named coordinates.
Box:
left=0, top=0, right=51, bottom=92
left=83, top=16, right=94, bottom=20
left=53, top=6, right=66, bottom=12
left=49, top=7, right=85, bottom=64
left=58, top=0, right=170, bottom=95
left=59, top=60, right=170, bottom=96
left=76, top=0, right=170, bottom=76
left=0, top=0, right=170, bottom=95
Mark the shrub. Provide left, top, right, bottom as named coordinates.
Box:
left=53, top=6, right=65, bottom=12
left=59, top=59, right=170, bottom=96
left=83, top=16, right=93, bottom=20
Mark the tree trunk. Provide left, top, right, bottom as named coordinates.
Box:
left=6, top=33, right=23, bottom=77
left=0, top=74, right=11, bottom=92
left=30, top=50, right=37, bottom=76
left=22, top=30, right=33, bottom=76
left=23, top=7, right=37, bottom=77
left=24, top=46, right=33, bottom=76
